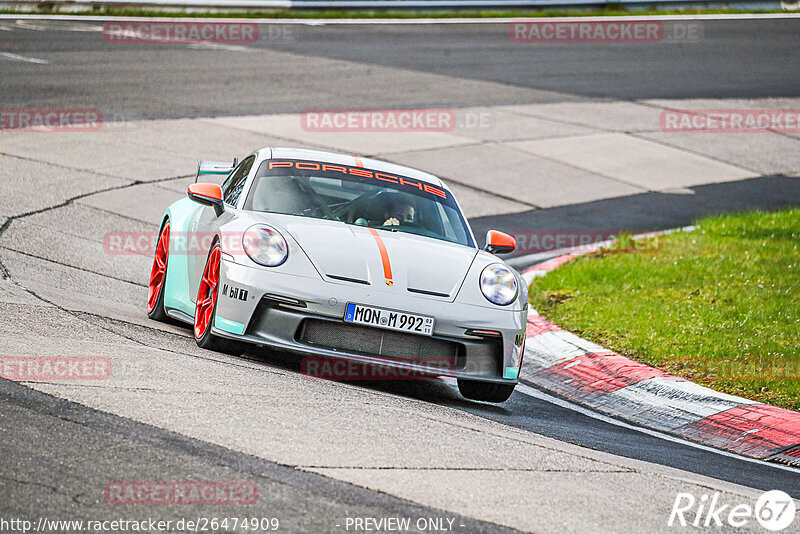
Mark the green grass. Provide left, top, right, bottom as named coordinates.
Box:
left=0, top=6, right=789, bottom=18
left=529, top=209, right=800, bottom=410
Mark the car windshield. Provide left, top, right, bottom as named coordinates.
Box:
left=244, top=159, right=475, bottom=248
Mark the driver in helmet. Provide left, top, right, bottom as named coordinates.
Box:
left=383, top=198, right=416, bottom=227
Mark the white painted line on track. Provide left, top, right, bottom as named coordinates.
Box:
left=514, top=382, right=800, bottom=474
left=0, top=51, right=49, bottom=64
left=187, top=42, right=256, bottom=51
left=0, top=13, right=799, bottom=24
left=14, top=18, right=103, bottom=30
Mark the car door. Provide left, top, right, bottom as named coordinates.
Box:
left=188, top=156, right=255, bottom=302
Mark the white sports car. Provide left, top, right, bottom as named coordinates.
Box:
left=147, top=147, right=527, bottom=402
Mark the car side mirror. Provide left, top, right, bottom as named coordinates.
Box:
left=484, top=230, right=516, bottom=255
left=188, top=183, right=224, bottom=217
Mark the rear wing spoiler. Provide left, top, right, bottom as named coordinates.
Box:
left=195, top=158, right=238, bottom=182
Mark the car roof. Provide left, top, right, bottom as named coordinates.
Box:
left=262, top=147, right=446, bottom=188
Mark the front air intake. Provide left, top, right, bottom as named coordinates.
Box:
left=297, top=319, right=461, bottom=366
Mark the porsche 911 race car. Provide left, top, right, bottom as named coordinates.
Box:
left=147, top=147, right=527, bottom=402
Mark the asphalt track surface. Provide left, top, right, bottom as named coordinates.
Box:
left=1, top=18, right=799, bottom=119
left=1, top=16, right=799, bottom=533
left=0, top=378, right=514, bottom=533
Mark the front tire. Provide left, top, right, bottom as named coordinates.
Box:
left=457, top=379, right=516, bottom=403
left=194, top=244, right=247, bottom=356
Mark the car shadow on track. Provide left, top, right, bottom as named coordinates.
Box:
left=240, top=346, right=512, bottom=413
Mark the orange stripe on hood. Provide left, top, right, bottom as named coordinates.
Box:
left=368, top=228, right=393, bottom=286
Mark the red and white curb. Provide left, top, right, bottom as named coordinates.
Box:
left=518, top=233, right=800, bottom=461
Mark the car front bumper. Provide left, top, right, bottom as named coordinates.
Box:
left=211, top=259, right=527, bottom=383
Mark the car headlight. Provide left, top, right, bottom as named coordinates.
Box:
left=480, top=264, right=518, bottom=306
left=243, top=225, right=288, bottom=267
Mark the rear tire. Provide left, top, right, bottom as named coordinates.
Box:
left=194, top=244, right=248, bottom=356
left=147, top=221, right=171, bottom=322
left=457, top=379, right=516, bottom=403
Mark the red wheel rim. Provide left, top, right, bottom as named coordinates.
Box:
left=195, top=246, right=221, bottom=339
left=147, top=223, right=170, bottom=313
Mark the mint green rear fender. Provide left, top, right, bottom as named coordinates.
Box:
left=162, top=197, right=198, bottom=318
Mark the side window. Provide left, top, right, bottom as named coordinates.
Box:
left=222, top=156, right=255, bottom=206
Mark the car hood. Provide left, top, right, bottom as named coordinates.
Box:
left=272, top=215, right=478, bottom=300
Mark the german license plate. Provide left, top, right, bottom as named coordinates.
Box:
left=344, top=303, right=434, bottom=336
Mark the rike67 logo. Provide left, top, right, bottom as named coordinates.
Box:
left=669, top=490, right=796, bottom=531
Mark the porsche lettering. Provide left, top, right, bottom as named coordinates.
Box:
left=267, top=160, right=448, bottom=200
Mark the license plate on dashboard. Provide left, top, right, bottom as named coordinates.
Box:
left=344, top=303, right=434, bottom=336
